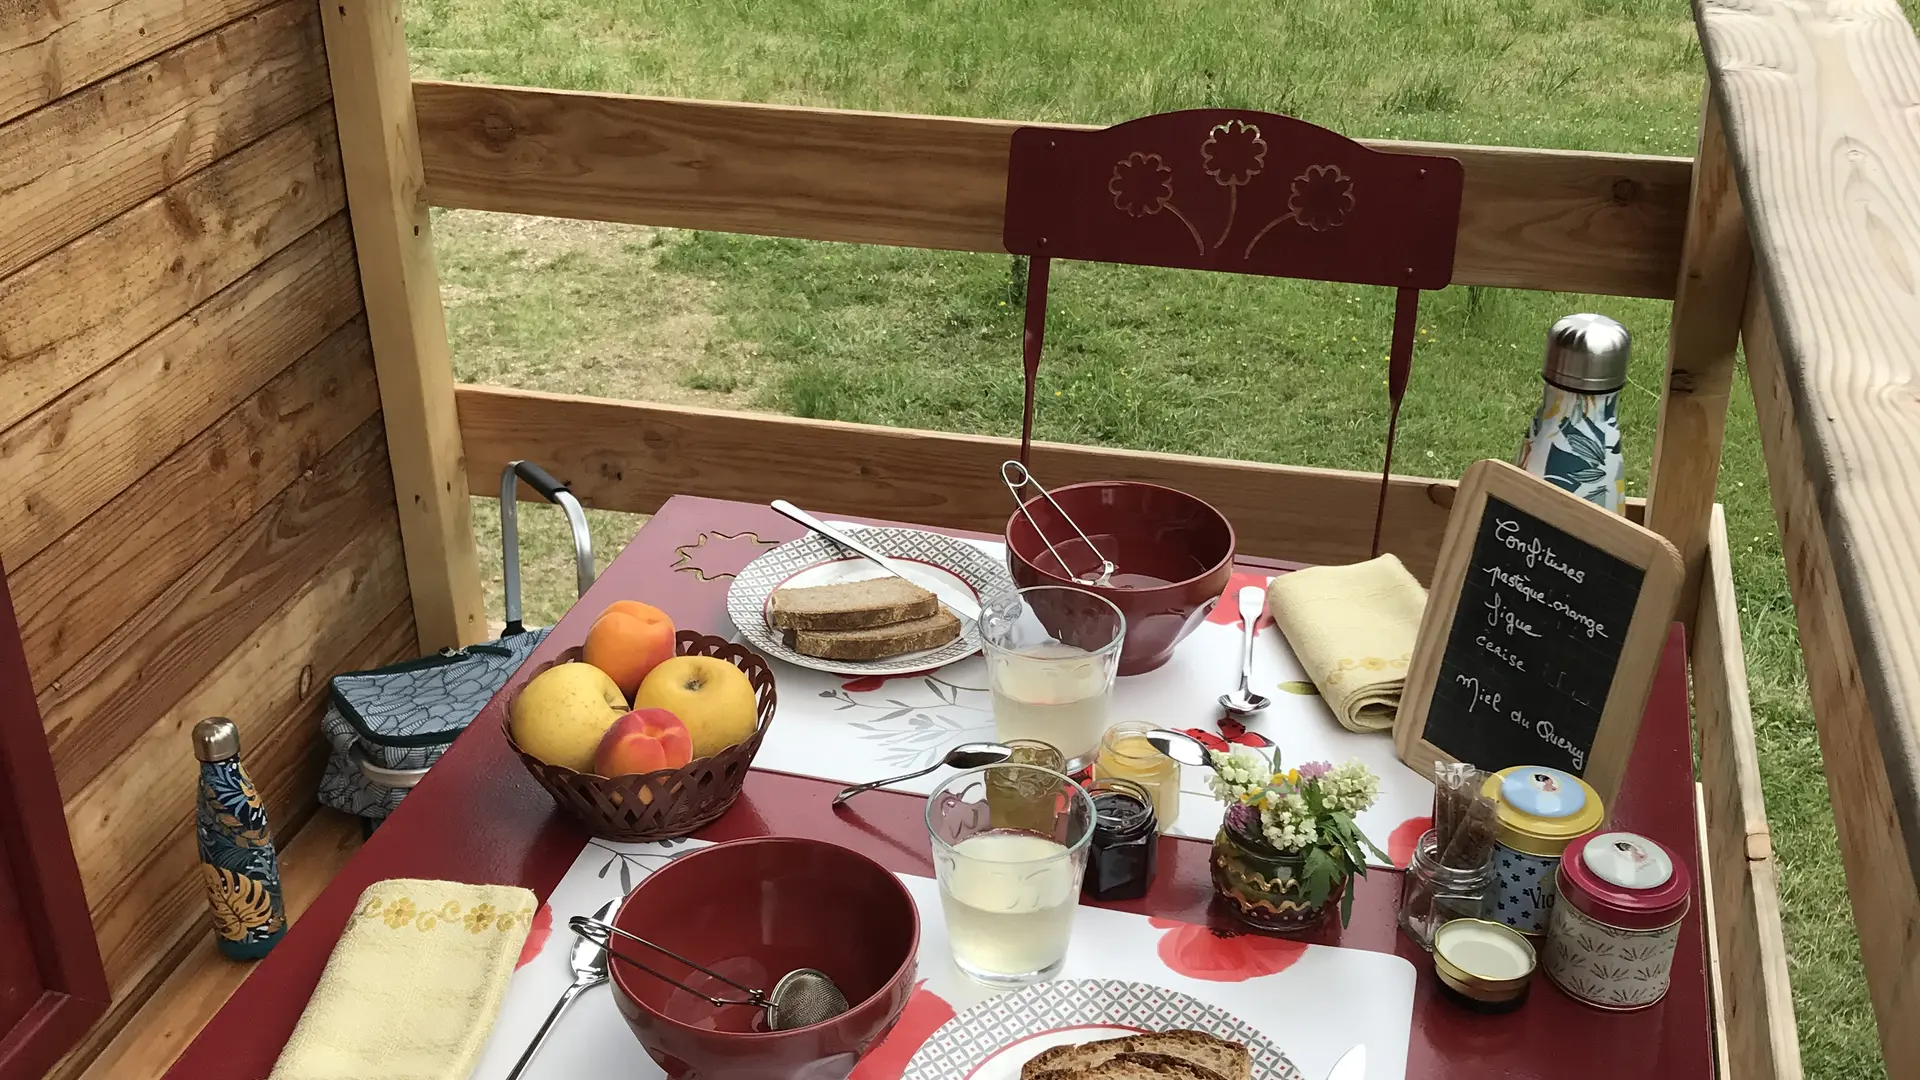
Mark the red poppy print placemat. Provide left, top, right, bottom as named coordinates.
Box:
left=468, top=836, right=1415, bottom=1080
left=736, top=532, right=1434, bottom=867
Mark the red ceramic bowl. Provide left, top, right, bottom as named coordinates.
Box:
left=1006, top=481, right=1235, bottom=674
left=608, top=837, right=919, bottom=1080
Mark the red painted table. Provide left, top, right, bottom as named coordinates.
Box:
left=165, top=496, right=1711, bottom=1080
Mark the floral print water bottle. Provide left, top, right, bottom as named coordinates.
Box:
left=1516, top=314, right=1630, bottom=513
left=194, top=717, right=287, bottom=959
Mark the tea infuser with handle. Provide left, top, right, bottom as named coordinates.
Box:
left=569, top=915, right=850, bottom=1031
left=1000, top=460, right=1117, bottom=587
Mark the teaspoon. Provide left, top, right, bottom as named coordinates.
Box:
left=832, top=741, right=1015, bottom=806
left=506, top=897, right=617, bottom=1080
left=1143, top=728, right=1216, bottom=768
left=1219, top=585, right=1273, bottom=716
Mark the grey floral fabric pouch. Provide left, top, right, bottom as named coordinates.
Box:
left=318, top=629, right=551, bottom=823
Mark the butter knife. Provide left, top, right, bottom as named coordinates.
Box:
left=770, top=500, right=982, bottom=621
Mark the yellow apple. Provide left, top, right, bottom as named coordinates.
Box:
left=631, top=656, right=757, bottom=759
left=509, top=662, right=628, bottom=771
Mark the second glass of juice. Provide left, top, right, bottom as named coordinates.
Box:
left=926, top=763, right=1095, bottom=987
left=979, top=586, right=1126, bottom=767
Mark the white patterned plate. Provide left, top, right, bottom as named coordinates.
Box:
left=726, top=526, right=1014, bottom=676
left=902, top=978, right=1302, bottom=1080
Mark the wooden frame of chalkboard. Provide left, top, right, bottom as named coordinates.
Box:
left=1395, top=460, right=1683, bottom=810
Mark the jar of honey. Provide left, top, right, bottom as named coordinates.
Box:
left=1094, top=721, right=1180, bottom=831
left=986, top=739, right=1066, bottom=833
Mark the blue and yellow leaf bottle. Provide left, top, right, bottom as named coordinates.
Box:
left=193, top=718, right=287, bottom=959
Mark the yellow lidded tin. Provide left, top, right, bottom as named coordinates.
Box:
left=1480, top=766, right=1604, bottom=935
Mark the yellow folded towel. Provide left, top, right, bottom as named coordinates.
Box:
left=270, top=879, right=537, bottom=1080
left=1267, top=554, right=1427, bottom=733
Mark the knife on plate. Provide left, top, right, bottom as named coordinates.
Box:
left=770, top=500, right=982, bottom=621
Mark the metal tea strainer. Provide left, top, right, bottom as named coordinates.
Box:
left=1000, top=460, right=1117, bottom=586
left=568, top=915, right=850, bottom=1031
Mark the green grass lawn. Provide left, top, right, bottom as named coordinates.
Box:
left=412, top=1, right=1903, bottom=1074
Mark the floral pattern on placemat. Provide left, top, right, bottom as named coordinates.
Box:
left=901, top=978, right=1302, bottom=1080
left=1148, top=918, right=1307, bottom=983
left=824, top=672, right=996, bottom=771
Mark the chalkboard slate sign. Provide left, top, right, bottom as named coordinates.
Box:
left=1395, top=460, right=1682, bottom=809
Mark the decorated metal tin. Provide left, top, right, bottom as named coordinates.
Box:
left=1546, top=830, right=1690, bottom=1010
left=1432, top=918, right=1536, bottom=1013
left=1480, top=766, right=1604, bottom=936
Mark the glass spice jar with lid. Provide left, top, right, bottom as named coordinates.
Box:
left=1082, top=777, right=1158, bottom=901
left=1397, top=828, right=1495, bottom=950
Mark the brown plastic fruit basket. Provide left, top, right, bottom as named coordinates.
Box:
left=503, top=631, right=775, bottom=842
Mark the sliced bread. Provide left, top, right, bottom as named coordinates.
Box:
left=1022, top=1032, right=1251, bottom=1080
left=785, top=606, right=961, bottom=660
left=769, top=577, right=939, bottom=631
left=1030, top=1052, right=1227, bottom=1080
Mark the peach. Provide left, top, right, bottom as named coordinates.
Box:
left=594, top=708, right=694, bottom=777
left=583, top=600, right=676, bottom=699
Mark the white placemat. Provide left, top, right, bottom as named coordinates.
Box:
left=745, top=528, right=1434, bottom=867
left=469, top=836, right=1416, bottom=1080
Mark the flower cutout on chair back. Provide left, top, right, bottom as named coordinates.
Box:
left=1003, top=108, right=1462, bottom=287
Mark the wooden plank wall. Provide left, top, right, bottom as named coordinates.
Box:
left=0, top=0, right=416, bottom=1070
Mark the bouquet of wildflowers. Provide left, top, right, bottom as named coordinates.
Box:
left=1209, top=747, right=1388, bottom=925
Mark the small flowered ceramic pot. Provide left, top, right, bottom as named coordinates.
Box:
left=1546, top=830, right=1691, bottom=1010
left=1210, top=828, right=1343, bottom=933
left=1481, top=766, right=1603, bottom=936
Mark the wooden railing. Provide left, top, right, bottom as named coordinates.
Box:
left=413, top=81, right=1694, bottom=301
left=1696, top=2, right=1920, bottom=1077
left=318, top=0, right=1803, bottom=1072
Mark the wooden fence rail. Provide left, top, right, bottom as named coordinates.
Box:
left=412, top=80, right=1693, bottom=300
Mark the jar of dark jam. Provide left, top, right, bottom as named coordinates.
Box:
left=1083, top=777, right=1158, bottom=901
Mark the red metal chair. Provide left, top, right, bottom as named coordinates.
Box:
left=1003, top=109, right=1465, bottom=554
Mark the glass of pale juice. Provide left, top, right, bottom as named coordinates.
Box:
left=926, top=763, right=1096, bottom=987
left=979, top=586, right=1126, bottom=767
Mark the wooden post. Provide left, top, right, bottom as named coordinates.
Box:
left=319, top=0, right=485, bottom=650
left=1698, top=0, right=1920, bottom=1072
left=1645, top=84, right=1750, bottom=627
left=1743, top=285, right=1912, bottom=1077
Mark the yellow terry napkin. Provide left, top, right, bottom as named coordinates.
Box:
left=269, top=879, right=537, bottom=1080
left=1267, top=554, right=1427, bottom=733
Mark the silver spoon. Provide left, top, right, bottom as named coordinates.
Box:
left=832, top=742, right=1015, bottom=806
left=1143, top=728, right=1215, bottom=768
left=506, top=897, right=617, bottom=1080
left=1219, top=585, right=1272, bottom=716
